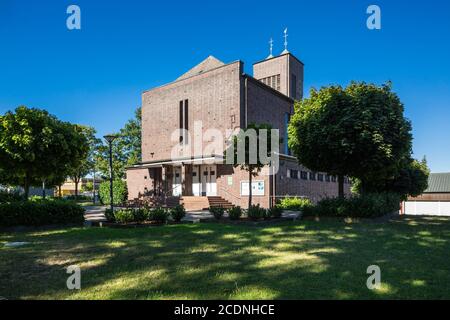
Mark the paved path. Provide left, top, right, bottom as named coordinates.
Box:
left=84, top=206, right=108, bottom=222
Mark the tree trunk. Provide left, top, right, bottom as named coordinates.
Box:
left=58, top=185, right=62, bottom=198
left=42, top=180, right=46, bottom=199
left=74, top=177, right=79, bottom=199
left=23, top=176, right=30, bottom=200
left=248, top=169, right=253, bottom=209
left=338, top=175, right=345, bottom=199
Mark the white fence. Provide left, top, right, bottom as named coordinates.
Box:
left=404, top=201, right=450, bottom=216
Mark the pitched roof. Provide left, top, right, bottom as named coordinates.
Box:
left=176, top=56, right=225, bottom=81
left=425, top=173, right=450, bottom=193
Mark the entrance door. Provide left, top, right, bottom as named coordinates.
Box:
left=192, top=166, right=201, bottom=196
left=201, top=165, right=217, bottom=196
left=172, top=167, right=182, bottom=196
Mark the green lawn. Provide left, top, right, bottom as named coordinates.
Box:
left=1, top=216, right=450, bottom=300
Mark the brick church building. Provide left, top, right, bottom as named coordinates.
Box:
left=126, top=50, right=351, bottom=210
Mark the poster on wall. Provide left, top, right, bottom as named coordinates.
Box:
left=240, top=181, right=265, bottom=196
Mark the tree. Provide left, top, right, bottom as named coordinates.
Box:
left=119, top=107, right=142, bottom=167
left=289, top=82, right=413, bottom=197
left=95, top=107, right=141, bottom=179
left=69, top=126, right=101, bottom=198
left=354, top=157, right=430, bottom=200
left=225, top=123, right=276, bottom=208
left=0, top=106, right=89, bottom=198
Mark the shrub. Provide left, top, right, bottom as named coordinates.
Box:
left=105, top=208, right=115, bottom=222
left=0, top=200, right=85, bottom=227
left=132, top=208, right=148, bottom=223
left=114, top=209, right=135, bottom=224
left=99, top=180, right=128, bottom=205
left=268, top=205, right=283, bottom=218
left=227, top=206, right=242, bottom=220
left=0, top=190, right=24, bottom=204
left=65, top=195, right=91, bottom=201
left=149, top=207, right=169, bottom=223
left=279, top=197, right=312, bottom=211
left=170, top=205, right=186, bottom=222
left=303, top=193, right=401, bottom=218
left=210, top=206, right=225, bottom=220
left=247, top=204, right=266, bottom=221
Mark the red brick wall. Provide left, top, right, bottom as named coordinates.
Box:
left=126, top=168, right=152, bottom=200
left=141, top=61, right=243, bottom=162
left=217, top=164, right=270, bottom=209
left=275, top=157, right=352, bottom=203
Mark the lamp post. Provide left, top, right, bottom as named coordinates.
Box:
left=104, top=134, right=118, bottom=212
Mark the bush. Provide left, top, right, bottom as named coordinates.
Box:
left=132, top=208, right=148, bottom=223
left=114, top=209, right=135, bottom=224
left=247, top=204, right=266, bottom=221
left=0, top=200, right=85, bottom=227
left=278, top=197, right=312, bottom=211
left=149, top=207, right=169, bottom=223
left=210, top=206, right=225, bottom=220
left=105, top=208, right=115, bottom=222
left=268, top=205, right=283, bottom=218
left=0, top=191, right=23, bottom=204
left=65, top=195, right=91, bottom=201
left=99, top=180, right=128, bottom=206
left=227, top=206, right=242, bottom=220
left=170, top=205, right=186, bottom=222
left=303, top=193, right=401, bottom=218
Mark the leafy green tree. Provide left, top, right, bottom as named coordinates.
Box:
left=289, top=82, right=413, bottom=197
left=119, top=107, right=142, bottom=166
left=82, top=181, right=94, bottom=192
left=225, top=123, right=276, bottom=208
left=0, top=106, right=89, bottom=198
left=69, top=126, right=101, bottom=198
left=354, top=157, right=430, bottom=200
left=95, top=107, right=141, bottom=179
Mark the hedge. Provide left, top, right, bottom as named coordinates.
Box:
left=278, top=197, right=312, bottom=211
left=99, top=180, right=128, bottom=205
left=0, top=200, right=85, bottom=227
left=0, top=190, right=23, bottom=204
left=111, top=207, right=170, bottom=224
left=303, top=193, right=401, bottom=218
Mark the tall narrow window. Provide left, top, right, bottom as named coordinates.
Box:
left=184, top=99, right=189, bottom=144
left=291, top=74, right=297, bottom=99
left=179, top=101, right=183, bottom=143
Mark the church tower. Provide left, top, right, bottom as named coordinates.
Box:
left=253, top=52, right=304, bottom=100
left=253, top=31, right=304, bottom=100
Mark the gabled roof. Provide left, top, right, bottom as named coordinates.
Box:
left=425, top=173, right=450, bottom=193
left=176, top=56, right=225, bottom=81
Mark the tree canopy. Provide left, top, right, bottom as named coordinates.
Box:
left=68, top=125, right=102, bottom=197
left=288, top=82, right=426, bottom=198
left=0, top=106, right=90, bottom=197
left=95, top=107, right=142, bottom=179
left=225, top=123, right=277, bottom=208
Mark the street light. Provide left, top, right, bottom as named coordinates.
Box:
left=104, top=134, right=118, bottom=212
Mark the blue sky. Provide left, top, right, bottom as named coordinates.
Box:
left=0, top=0, right=449, bottom=172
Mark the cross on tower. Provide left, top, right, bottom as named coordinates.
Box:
left=267, top=38, right=274, bottom=59
left=282, top=28, right=289, bottom=53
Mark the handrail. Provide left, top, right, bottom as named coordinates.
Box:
left=219, top=187, right=241, bottom=201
